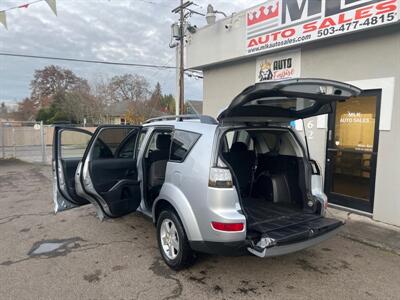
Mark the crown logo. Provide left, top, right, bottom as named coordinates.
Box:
left=260, top=61, right=272, bottom=70
left=247, top=1, right=279, bottom=26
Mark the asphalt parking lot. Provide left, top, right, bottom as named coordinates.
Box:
left=1, top=160, right=400, bottom=300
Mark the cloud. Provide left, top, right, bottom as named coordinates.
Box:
left=0, top=0, right=255, bottom=104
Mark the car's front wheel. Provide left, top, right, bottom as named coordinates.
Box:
left=156, top=209, right=195, bottom=270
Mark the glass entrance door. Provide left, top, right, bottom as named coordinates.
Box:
left=324, top=90, right=381, bottom=213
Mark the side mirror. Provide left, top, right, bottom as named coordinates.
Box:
left=309, top=159, right=321, bottom=175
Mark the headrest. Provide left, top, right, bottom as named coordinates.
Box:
left=230, top=142, right=248, bottom=152
left=156, top=134, right=171, bottom=150
left=266, top=134, right=281, bottom=155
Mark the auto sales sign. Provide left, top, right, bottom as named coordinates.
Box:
left=246, top=0, right=399, bottom=55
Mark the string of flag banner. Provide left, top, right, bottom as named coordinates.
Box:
left=0, top=0, right=57, bottom=30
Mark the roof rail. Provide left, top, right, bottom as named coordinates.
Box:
left=143, top=114, right=218, bottom=125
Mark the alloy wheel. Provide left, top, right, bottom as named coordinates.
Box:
left=160, top=218, right=180, bottom=260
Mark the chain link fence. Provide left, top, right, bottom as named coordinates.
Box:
left=0, top=121, right=96, bottom=164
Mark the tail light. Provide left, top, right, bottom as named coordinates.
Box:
left=211, top=222, right=244, bottom=232
left=209, top=156, right=233, bottom=188
left=208, top=167, right=233, bottom=188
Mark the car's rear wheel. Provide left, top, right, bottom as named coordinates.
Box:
left=156, top=209, right=195, bottom=270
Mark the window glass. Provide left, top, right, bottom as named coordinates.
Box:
left=236, top=130, right=254, bottom=150
left=223, top=131, right=234, bottom=152
left=92, top=128, right=138, bottom=160
left=135, top=129, right=148, bottom=157
left=144, top=129, right=171, bottom=160
left=257, top=131, right=301, bottom=157
left=116, top=133, right=136, bottom=158
left=244, top=97, right=316, bottom=111
left=170, top=130, right=200, bottom=162
left=60, top=130, right=92, bottom=159
left=331, top=95, right=378, bottom=200
left=334, top=96, right=376, bottom=152
left=145, top=129, right=172, bottom=158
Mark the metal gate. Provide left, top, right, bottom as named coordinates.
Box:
left=0, top=121, right=50, bottom=164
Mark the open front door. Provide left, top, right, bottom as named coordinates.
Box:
left=53, top=126, right=93, bottom=213
left=77, top=125, right=142, bottom=218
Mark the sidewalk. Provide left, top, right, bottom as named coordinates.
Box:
left=328, top=207, right=400, bottom=256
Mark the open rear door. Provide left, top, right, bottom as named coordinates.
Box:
left=216, top=79, right=361, bottom=257
left=218, top=78, right=362, bottom=124
left=76, top=125, right=142, bottom=219
left=53, top=126, right=93, bottom=213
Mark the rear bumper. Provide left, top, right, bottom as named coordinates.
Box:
left=190, top=224, right=342, bottom=257
left=247, top=226, right=342, bottom=258
left=189, top=241, right=248, bottom=256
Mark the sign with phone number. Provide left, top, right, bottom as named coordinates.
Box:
left=246, top=0, right=399, bottom=55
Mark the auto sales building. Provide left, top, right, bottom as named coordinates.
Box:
left=186, top=0, right=400, bottom=226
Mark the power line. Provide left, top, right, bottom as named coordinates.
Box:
left=0, top=52, right=176, bottom=69
left=0, top=0, right=43, bottom=12
left=0, top=0, right=174, bottom=12
left=135, top=0, right=160, bottom=5
left=134, top=0, right=174, bottom=8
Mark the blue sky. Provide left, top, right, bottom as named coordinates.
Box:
left=0, top=0, right=255, bottom=104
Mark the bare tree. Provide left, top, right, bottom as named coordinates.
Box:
left=71, top=91, right=104, bottom=124
left=13, top=98, right=36, bottom=121
left=92, top=76, right=115, bottom=105
left=30, top=65, right=89, bottom=109
left=108, top=74, right=150, bottom=103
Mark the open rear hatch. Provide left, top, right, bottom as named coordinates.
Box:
left=218, top=78, right=362, bottom=123
left=218, top=78, right=360, bottom=257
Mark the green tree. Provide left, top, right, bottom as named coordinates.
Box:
left=160, top=94, right=176, bottom=114
left=0, top=102, right=7, bottom=117
left=148, top=82, right=162, bottom=111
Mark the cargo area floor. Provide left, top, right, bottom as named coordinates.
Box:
left=243, top=198, right=321, bottom=234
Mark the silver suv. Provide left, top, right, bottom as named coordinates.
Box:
left=53, top=78, right=361, bottom=270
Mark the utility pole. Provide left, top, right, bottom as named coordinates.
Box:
left=179, top=0, right=185, bottom=115
left=172, top=1, right=202, bottom=115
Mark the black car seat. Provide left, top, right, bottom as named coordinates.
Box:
left=263, top=134, right=282, bottom=173
left=255, top=134, right=292, bottom=203
left=148, top=134, right=171, bottom=163
left=148, top=134, right=172, bottom=200
left=223, top=141, right=255, bottom=196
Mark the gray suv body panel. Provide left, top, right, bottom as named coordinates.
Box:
left=150, top=121, right=246, bottom=242
left=53, top=79, right=355, bottom=258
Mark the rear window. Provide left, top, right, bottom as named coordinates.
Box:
left=244, top=97, right=316, bottom=112
left=255, top=130, right=303, bottom=157
left=170, top=130, right=200, bottom=162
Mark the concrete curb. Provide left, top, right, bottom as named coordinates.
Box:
left=327, top=207, right=400, bottom=256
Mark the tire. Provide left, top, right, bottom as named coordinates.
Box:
left=156, top=209, right=195, bottom=270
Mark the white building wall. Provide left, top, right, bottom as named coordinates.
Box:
left=300, top=30, right=400, bottom=226
left=187, top=20, right=400, bottom=225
